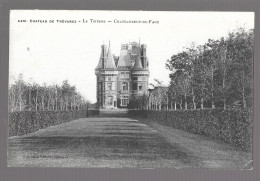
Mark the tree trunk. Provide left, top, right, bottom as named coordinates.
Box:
left=223, top=67, right=227, bottom=110
left=212, top=100, right=215, bottom=109
left=223, top=98, right=227, bottom=110
left=184, top=93, right=187, bottom=110
left=35, top=88, right=38, bottom=111
left=242, top=71, right=247, bottom=109
left=211, top=65, right=215, bottom=109
left=47, top=99, right=50, bottom=111
left=192, top=87, right=196, bottom=109
left=166, top=95, right=169, bottom=110
left=242, top=92, right=246, bottom=109
left=201, top=98, right=204, bottom=109
left=28, top=88, right=31, bottom=111
left=55, top=98, right=58, bottom=111
left=19, top=84, right=22, bottom=111
left=41, top=96, right=45, bottom=111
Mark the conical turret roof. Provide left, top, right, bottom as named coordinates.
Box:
left=105, top=45, right=117, bottom=69
left=96, top=45, right=107, bottom=70
left=133, top=48, right=143, bottom=70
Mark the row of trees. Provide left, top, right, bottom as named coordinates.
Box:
left=9, top=74, right=90, bottom=112
left=129, top=28, right=253, bottom=110
left=164, top=27, right=253, bottom=110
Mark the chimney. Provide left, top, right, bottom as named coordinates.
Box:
left=141, top=44, right=147, bottom=69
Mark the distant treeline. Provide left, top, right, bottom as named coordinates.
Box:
left=9, top=75, right=90, bottom=112
left=161, top=27, right=253, bottom=110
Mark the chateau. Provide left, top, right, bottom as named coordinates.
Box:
left=95, top=41, right=149, bottom=109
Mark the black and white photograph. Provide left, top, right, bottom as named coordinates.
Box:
left=8, top=10, right=254, bottom=169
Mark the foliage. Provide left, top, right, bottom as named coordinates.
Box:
left=8, top=109, right=99, bottom=137
left=149, top=79, right=168, bottom=110
left=129, top=109, right=252, bottom=151
left=165, top=27, right=254, bottom=110
left=128, top=94, right=149, bottom=110
left=9, top=75, right=90, bottom=112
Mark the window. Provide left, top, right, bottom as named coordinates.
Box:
left=107, top=83, right=112, bottom=90
left=122, top=45, right=128, bottom=50
left=120, top=72, right=129, bottom=79
left=106, top=96, right=113, bottom=105
left=133, top=77, right=138, bottom=81
left=98, top=83, right=102, bottom=91
left=121, top=96, right=129, bottom=106
left=122, top=82, right=128, bottom=91
left=138, top=83, right=143, bottom=90
left=108, top=77, right=111, bottom=81
left=133, top=83, right=137, bottom=90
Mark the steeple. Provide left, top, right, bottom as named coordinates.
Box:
left=105, top=43, right=117, bottom=69
left=133, top=47, right=143, bottom=70
left=96, top=44, right=107, bottom=70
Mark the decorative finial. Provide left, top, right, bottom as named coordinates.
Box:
left=109, top=40, right=110, bottom=47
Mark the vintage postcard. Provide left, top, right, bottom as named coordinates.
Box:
left=8, top=10, right=254, bottom=168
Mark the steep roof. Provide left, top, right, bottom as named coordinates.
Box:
left=105, top=46, right=117, bottom=69
left=133, top=48, right=143, bottom=70
left=96, top=45, right=107, bottom=70
left=117, top=49, right=132, bottom=68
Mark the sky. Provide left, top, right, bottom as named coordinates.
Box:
left=9, top=10, right=254, bottom=103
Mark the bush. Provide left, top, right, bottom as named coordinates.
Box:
left=8, top=109, right=99, bottom=137
left=129, top=108, right=252, bottom=151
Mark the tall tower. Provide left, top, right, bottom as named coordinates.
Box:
left=95, top=41, right=149, bottom=109
left=131, top=43, right=149, bottom=98
left=117, top=43, right=132, bottom=107
left=95, top=43, right=118, bottom=109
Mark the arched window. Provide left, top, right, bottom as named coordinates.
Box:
left=122, top=82, right=128, bottom=91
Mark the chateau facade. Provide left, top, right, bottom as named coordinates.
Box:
left=95, top=41, right=149, bottom=109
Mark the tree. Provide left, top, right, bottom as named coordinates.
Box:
left=166, top=27, right=254, bottom=110
left=8, top=75, right=91, bottom=112
left=193, top=45, right=212, bottom=109
left=149, top=79, right=168, bottom=110
left=229, top=28, right=254, bottom=108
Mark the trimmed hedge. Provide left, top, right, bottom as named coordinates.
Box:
left=9, top=109, right=99, bottom=137
left=129, top=109, right=252, bottom=151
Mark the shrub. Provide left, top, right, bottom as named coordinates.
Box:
left=129, top=108, right=252, bottom=151
left=8, top=109, right=99, bottom=137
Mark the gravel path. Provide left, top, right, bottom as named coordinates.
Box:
left=8, top=114, right=251, bottom=168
